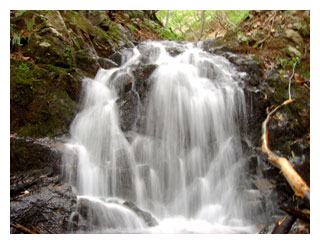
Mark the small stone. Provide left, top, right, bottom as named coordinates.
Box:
left=39, top=41, right=51, bottom=48
left=286, top=45, right=302, bottom=57
left=285, top=29, right=304, bottom=46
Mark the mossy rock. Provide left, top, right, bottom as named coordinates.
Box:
left=11, top=59, right=80, bottom=137
left=75, top=49, right=99, bottom=77
left=10, top=10, right=165, bottom=138
left=265, top=73, right=309, bottom=160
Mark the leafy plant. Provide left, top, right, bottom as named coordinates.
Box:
left=11, top=32, right=22, bottom=51
left=27, top=17, right=35, bottom=32
left=128, top=24, right=135, bottom=32
left=15, top=10, right=27, bottom=17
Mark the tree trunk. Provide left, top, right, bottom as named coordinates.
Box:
left=165, top=10, right=170, bottom=28
left=199, top=10, right=206, bottom=41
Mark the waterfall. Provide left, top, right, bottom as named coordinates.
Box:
left=62, top=40, right=258, bottom=233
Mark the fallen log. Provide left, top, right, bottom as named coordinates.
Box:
left=261, top=45, right=310, bottom=203
left=261, top=99, right=310, bottom=201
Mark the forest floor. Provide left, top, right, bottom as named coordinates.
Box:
left=220, top=10, right=310, bottom=82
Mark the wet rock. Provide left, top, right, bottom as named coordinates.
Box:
left=10, top=136, right=62, bottom=176
left=75, top=49, right=100, bottom=77
left=243, top=88, right=268, bottom=146
left=199, top=37, right=229, bottom=54
left=108, top=51, right=124, bottom=66
left=259, top=217, right=281, bottom=234
left=223, top=53, right=264, bottom=87
left=10, top=137, right=68, bottom=199
left=10, top=168, right=59, bottom=197
left=123, top=201, right=158, bottom=227
left=71, top=198, right=158, bottom=232
left=117, top=64, right=157, bottom=132
left=118, top=90, right=140, bottom=132
left=10, top=183, right=77, bottom=234
left=260, top=216, right=309, bottom=234
left=242, top=188, right=267, bottom=224
left=165, top=45, right=186, bottom=57
left=10, top=135, right=78, bottom=234
left=246, top=155, right=258, bottom=175
left=252, top=178, right=274, bottom=194
left=98, top=57, right=119, bottom=69
left=289, top=219, right=310, bottom=234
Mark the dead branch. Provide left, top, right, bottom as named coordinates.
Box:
left=263, top=10, right=277, bottom=27
left=215, top=12, right=229, bottom=31
left=10, top=223, right=40, bottom=234
left=255, top=11, right=277, bottom=48
left=280, top=205, right=310, bottom=223
left=288, top=46, right=308, bottom=99
left=261, top=45, right=310, bottom=202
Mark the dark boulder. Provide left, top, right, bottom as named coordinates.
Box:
left=10, top=136, right=62, bottom=175
left=97, top=57, right=119, bottom=69
left=70, top=197, right=158, bottom=233
left=108, top=51, right=124, bottom=66
left=10, top=182, right=77, bottom=234
left=123, top=201, right=158, bottom=227
left=10, top=136, right=77, bottom=234
left=117, top=64, right=157, bottom=133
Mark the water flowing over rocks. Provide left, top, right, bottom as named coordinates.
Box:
left=60, top=40, right=266, bottom=233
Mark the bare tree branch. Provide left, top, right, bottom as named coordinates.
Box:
left=261, top=45, right=310, bottom=202
left=10, top=223, right=41, bottom=234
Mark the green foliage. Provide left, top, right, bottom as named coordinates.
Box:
left=15, top=10, right=27, bottom=17
left=12, top=61, right=39, bottom=86
left=10, top=12, right=35, bottom=51
left=227, top=10, right=250, bottom=24
left=144, top=17, right=184, bottom=40
left=11, top=33, right=22, bottom=50
left=128, top=24, right=135, bottom=32
left=27, top=17, right=35, bottom=32
left=156, top=10, right=249, bottom=41
left=158, top=27, right=184, bottom=40
left=127, top=11, right=144, bottom=18
left=275, top=55, right=310, bottom=78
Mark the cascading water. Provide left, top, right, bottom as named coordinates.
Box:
left=62, top=40, right=259, bottom=233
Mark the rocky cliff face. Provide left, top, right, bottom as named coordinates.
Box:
left=10, top=10, right=164, bottom=138
left=10, top=10, right=309, bottom=233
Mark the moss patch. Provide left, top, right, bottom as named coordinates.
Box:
left=11, top=59, right=80, bottom=137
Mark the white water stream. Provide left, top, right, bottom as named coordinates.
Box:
left=63, top=40, right=258, bottom=233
